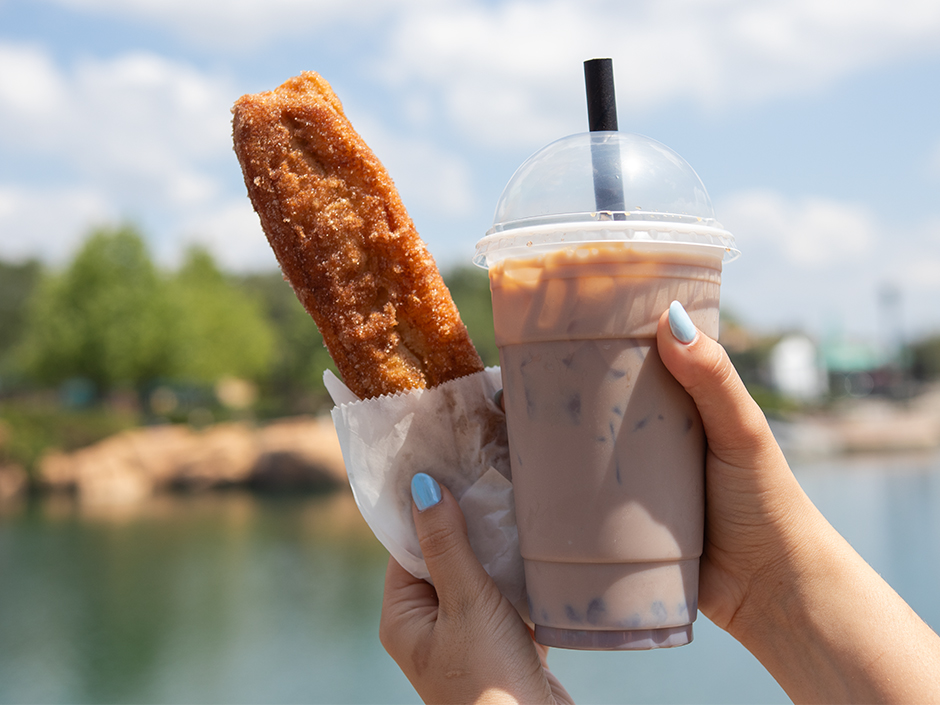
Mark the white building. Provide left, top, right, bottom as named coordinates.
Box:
left=769, top=335, right=828, bottom=402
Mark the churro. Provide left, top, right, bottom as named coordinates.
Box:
left=232, top=72, right=483, bottom=399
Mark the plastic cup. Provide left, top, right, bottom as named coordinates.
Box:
left=474, top=131, right=738, bottom=650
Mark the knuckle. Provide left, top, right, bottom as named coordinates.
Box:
left=379, top=618, right=407, bottom=667
left=707, top=344, right=738, bottom=386
left=378, top=601, right=403, bottom=656
left=685, top=340, right=735, bottom=396
left=440, top=581, right=490, bottom=626
left=378, top=615, right=395, bottom=652
left=418, top=520, right=461, bottom=563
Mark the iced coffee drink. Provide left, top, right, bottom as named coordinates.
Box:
left=491, top=243, right=722, bottom=648
left=475, top=130, right=738, bottom=650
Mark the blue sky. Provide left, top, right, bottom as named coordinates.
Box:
left=1, top=0, right=939, bottom=344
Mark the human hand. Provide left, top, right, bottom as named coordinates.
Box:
left=660, top=301, right=940, bottom=703
left=656, top=301, right=818, bottom=633
left=380, top=473, right=574, bottom=705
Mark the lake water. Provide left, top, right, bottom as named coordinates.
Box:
left=2, top=451, right=940, bottom=704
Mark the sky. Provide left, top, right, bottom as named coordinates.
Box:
left=1, top=0, right=939, bottom=345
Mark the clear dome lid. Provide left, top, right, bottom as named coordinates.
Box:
left=474, top=132, right=739, bottom=267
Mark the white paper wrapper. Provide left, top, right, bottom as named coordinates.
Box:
left=326, top=368, right=527, bottom=619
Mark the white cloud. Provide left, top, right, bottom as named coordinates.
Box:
left=0, top=185, right=115, bottom=264
left=68, top=52, right=231, bottom=197
left=0, top=37, right=485, bottom=271
left=0, top=43, right=231, bottom=207
left=0, top=182, right=280, bottom=274
left=376, top=0, right=940, bottom=148
left=716, top=191, right=940, bottom=338
left=886, top=216, right=940, bottom=292
left=30, top=0, right=940, bottom=154
left=0, top=42, right=241, bottom=266
left=45, top=0, right=438, bottom=49
left=179, top=200, right=278, bottom=273
left=378, top=2, right=605, bottom=148
left=718, top=190, right=877, bottom=268
left=0, top=43, right=66, bottom=115
left=351, top=115, right=476, bottom=218
left=902, top=257, right=940, bottom=293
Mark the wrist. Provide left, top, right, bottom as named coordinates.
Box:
left=723, top=489, right=827, bottom=644
left=725, top=494, right=940, bottom=704
left=723, top=500, right=854, bottom=701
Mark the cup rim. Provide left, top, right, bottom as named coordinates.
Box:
left=473, top=220, right=740, bottom=269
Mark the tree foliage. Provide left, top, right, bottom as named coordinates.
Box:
left=0, top=259, right=41, bottom=378
left=910, top=335, right=940, bottom=381
left=171, top=247, right=274, bottom=384
left=17, top=225, right=275, bottom=399
left=443, top=266, right=498, bottom=367
left=19, top=225, right=176, bottom=393
left=236, top=272, right=336, bottom=413
left=6, top=225, right=504, bottom=412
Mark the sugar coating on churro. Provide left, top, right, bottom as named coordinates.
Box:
left=232, top=72, right=483, bottom=399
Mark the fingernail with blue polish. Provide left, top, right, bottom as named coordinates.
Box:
left=411, top=473, right=442, bottom=511
left=668, top=301, right=697, bottom=344
left=493, top=388, right=504, bottom=410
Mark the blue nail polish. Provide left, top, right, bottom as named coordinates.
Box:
left=668, top=301, right=697, bottom=344
left=411, top=473, right=442, bottom=511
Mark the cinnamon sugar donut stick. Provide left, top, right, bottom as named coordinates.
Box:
left=232, top=72, right=483, bottom=399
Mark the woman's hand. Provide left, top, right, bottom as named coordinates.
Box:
left=658, top=301, right=940, bottom=704
left=380, top=473, right=573, bottom=705
left=656, top=301, right=816, bottom=634
left=378, top=299, right=940, bottom=704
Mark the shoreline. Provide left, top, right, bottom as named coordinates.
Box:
left=770, top=385, right=940, bottom=460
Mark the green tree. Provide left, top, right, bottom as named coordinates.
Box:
left=910, top=335, right=940, bottom=381
left=170, top=247, right=274, bottom=384
left=19, top=225, right=176, bottom=397
left=18, top=226, right=277, bottom=404
left=444, top=265, right=498, bottom=367
left=236, top=272, right=336, bottom=413
left=0, top=259, right=42, bottom=380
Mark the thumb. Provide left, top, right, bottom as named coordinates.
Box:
left=656, top=301, right=779, bottom=467
left=410, top=473, right=499, bottom=616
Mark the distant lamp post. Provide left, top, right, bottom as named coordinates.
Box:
left=878, top=282, right=902, bottom=361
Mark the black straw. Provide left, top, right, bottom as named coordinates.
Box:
left=584, top=58, right=625, bottom=213
left=584, top=58, right=619, bottom=131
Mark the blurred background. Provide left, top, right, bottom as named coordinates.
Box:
left=1, top=1, right=940, bottom=703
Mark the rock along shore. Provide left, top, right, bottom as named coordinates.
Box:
left=36, top=416, right=347, bottom=506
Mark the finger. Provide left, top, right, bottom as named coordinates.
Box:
left=410, top=472, right=500, bottom=618
left=383, top=554, right=435, bottom=604
left=656, top=301, right=780, bottom=465
left=379, top=556, right=437, bottom=659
